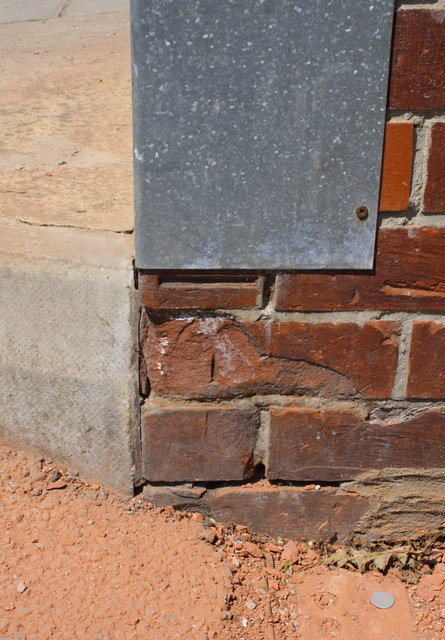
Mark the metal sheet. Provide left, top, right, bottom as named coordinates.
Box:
left=131, top=0, right=394, bottom=270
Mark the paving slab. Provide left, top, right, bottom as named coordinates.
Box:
left=0, top=0, right=66, bottom=24
left=0, top=10, right=133, bottom=231
left=64, top=0, right=129, bottom=17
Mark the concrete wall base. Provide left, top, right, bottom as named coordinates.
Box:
left=0, top=220, right=138, bottom=494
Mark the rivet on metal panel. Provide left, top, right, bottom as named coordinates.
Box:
left=355, top=205, right=369, bottom=221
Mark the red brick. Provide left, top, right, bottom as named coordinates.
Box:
left=389, top=9, right=445, bottom=110
left=141, top=404, right=259, bottom=481
left=139, top=274, right=264, bottom=309
left=275, top=227, right=445, bottom=312
left=268, top=407, right=445, bottom=481
left=407, top=321, right=445, bottom=399
left=379, top=122, right=413, bottom=212
left=246, top=321, right=400, bottom=398
left=208, top=486, right=369, bottom=542
left=142, top=316, right=400, bottom=400
left=424, top=123, right=445, bottom=213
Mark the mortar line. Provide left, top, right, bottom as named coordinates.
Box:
left=255, top=410, right=271, bottom=474
left=222, top=309, right=445, bottom=324
left=391, top=315, right=414, bottom=400
left=145, top=392, right=445, bottom=413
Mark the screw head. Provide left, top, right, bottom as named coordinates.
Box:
left=355, top=205, right=369, bottom=221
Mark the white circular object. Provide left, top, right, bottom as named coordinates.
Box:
left=371, top=591, right=395, bottom=609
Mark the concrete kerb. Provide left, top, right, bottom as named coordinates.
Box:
left=0, top=219, right=139, bottom=494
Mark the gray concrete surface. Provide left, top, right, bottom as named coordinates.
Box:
left=64, top=0, right=129, bottom=17
left=0, top=0, right=66, bottom=24
left=0, top=220, right=138, bottom=494
left=0, top=3, right=139, bottom=493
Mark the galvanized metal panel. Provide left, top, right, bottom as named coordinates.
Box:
left=132, top=0, right=394, bottom=270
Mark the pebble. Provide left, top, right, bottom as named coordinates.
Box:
left=246, top=600, right=257, bottom=610
left=17, top=583, right=27, bottom=594
left=281, top=541, right=300, bottom=564
left=203, top=531, right=217, bottom=545
left=48, top=469, right=61, bottom=483
left=47, top=480, right=67, bottom=491
left=440, top=608, right=445, bottom=619
left=242, top=542, right=264, bottom=559
left=32, top=488, right=42, bottom=496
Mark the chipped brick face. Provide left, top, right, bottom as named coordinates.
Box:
left=143, top=316, right=400, bottom=400
left=138, top=5, right=445, bottom=540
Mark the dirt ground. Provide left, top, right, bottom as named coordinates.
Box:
left=1, top=443, right=444, bottom=640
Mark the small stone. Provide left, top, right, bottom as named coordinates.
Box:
left=190, top=512, right=204, bottom=522
left=48, top=469, right=61, bottom=483
left=281, top=541, right=300, bottom=565
left=242, top=542, right=264, bottom=559
left=17, top=583, right=26, bottom=594
left=235, top=525, right=249, bottom=533
left=85, top=490, right=98, bottom=501
left=32, top=488, right=42, bottom=496
left=22, top=480, right=33, bottom=493
left=264, top=544, right=281, bottom=553
left=47, top=480, right=67, bottom=491
left=241, top=617, right=248, bottom=627
left=0, top=617, right=9, bottom=633
left=203, top=531, right=217, bottom=545
left=440, top=608, right=445, bottom=619
left=246, top=600, right=257, bottom=610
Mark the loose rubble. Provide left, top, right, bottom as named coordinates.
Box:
left=0, top=442, right=444, bottom=640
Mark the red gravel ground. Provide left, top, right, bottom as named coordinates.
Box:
left=1, top=443, right=444, bottom=640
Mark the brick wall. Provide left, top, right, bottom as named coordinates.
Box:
left=138, top=2, right=445, bottom=541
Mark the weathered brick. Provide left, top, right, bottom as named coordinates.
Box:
left=389, top=9, right=445, bottom=110
left=139, top=274, right=264, bottom=310
left=407, top=321, right=445, bottom=399
left=268, top=407, right=445, bottom=481
left=143, top=484, right=207, bottom=510
left=275, top=227, right=445, bottom=312
left=141, top=404, right=259, bottom=481
left=142, top=316, right=400, bottom=400
left=424, top=123, right=445, bottom=213
left=246, top=321, right=400, bottom=398
left=208, top=486, right=369, bottom=542
left=379, top=121, right=413, bottom=212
